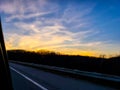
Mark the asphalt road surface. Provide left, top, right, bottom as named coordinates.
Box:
left=9, top=63, right=117, bottom=90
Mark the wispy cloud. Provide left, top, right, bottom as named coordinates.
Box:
left=0, top=0, right=59, bottom=22
left=62, top=3, right=95, bottom=23
left=2, top=0, right=100, bottom=52
left=4, top=19, right=102, bottom=52
left=5, top=11, right=54, bottom=22
left=1, top=0, right=119, bottom=56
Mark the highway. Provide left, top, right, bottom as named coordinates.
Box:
left=10, top=63, right=117, bottom=90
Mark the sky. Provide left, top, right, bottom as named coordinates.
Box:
left=0, top=0, right=120, bottom=57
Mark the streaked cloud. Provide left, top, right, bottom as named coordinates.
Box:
left=1, top=0, right=120, bottom=57
left=4, top=20, right=103, bottom=53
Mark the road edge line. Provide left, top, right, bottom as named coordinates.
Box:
left=10, top=67, right=48, bottom=90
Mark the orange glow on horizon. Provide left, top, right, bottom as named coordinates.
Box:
left=6, top=47, right=99, bottom=57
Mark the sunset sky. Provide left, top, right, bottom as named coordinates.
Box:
left=0, top=0, right=120, bottom=57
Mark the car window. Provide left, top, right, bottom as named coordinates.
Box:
left=0, top=0, right=120, bottom=90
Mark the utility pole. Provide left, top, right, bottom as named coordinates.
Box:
left=0, top=17, right=13, bottom=90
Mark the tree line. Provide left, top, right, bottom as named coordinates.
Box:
left=7, top=50, right=120, bottom=76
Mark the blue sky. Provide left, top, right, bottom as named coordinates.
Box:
left=0, top=0, right=120, bottom=57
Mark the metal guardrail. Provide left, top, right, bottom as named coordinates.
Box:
left=10, top=61, right=120, bottom=83
left=10, top=60, right=120, bottom=89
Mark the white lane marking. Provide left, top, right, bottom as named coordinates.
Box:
left=10, top=67, right=48, bottom=90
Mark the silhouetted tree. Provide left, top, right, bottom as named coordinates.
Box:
left=7, top=49, right=120, bottom=76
